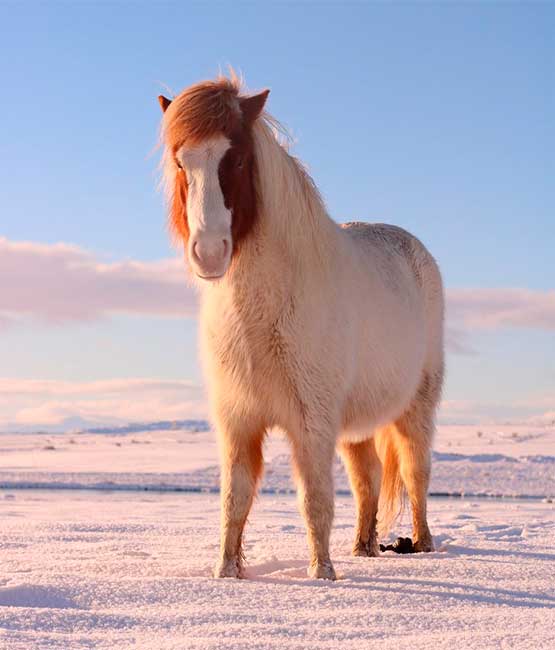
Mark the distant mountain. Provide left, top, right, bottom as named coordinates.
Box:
left=0, top=418, right=211, bottom=436
left=79, top=419, right=211, bottom=435
left=0, top=415, right=104, bottom=435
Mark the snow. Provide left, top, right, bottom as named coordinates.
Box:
left=0, top=422, right=554, bottom=648
left=0, top=491, right=554, bottom=649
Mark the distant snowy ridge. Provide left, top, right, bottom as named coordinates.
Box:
left=0, top=418, right=211, bottom=435
left=78, top=419, right=211, bottom=435
left=0, top=447, right=553, bottom=498
left=0, top=424, right=553, bottom=498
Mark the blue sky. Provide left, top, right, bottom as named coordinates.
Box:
left=0, top=2, right=553, bottom=429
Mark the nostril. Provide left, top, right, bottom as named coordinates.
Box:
left=191, top=241, right=200, bottom=263
left=222, top=239, right=229, bottom=257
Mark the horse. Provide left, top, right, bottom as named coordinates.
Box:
left=158, top=74, right=444, bottom=580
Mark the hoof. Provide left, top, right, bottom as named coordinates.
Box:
left=308, top=560, right=336, bottom=580
left=214, top=557, right=243, bottom=578
left=353, top=540, right=380, bottom=557
left=413, top=537, right=435, bottom=553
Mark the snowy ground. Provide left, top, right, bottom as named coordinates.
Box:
left=0, top=491, right=554, bottom=649
left=0, top=423, right=554, bottom=648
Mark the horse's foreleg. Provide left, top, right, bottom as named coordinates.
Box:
left=338, top=438, right=381, bottom=557
left=214, top=429, right=264, bottom=578
left=290, top=431, right=336, bottom=580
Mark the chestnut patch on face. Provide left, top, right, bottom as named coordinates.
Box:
left=218, top=130, right=258, bottom=250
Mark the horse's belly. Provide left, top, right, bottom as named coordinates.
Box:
left=339, top=364, right=420, bottom=443
left=339, top=422, right=377, bottom=444
left=339, top=405, right=396, bottom=444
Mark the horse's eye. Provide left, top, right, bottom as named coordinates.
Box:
left=236, top=158, right=244, bottom=170
left=175, top=158, right=183, bottom=170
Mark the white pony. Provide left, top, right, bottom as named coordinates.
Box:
left=159, top=75, right=444, bottom=580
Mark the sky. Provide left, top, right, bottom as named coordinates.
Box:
left=0, top=1, right=553, bottom=431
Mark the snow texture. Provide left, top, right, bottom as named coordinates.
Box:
left=0, top=422, right=554, bottom=648
left=0, top=492, right=553, bottom=649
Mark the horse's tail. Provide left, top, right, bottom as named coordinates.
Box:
left=375, top=426, right=406, bottom=537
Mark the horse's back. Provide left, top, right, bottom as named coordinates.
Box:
left=341, top=222, right=437, bottom=282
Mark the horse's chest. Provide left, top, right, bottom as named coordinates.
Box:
left=205, top=310, right=291, bottom=389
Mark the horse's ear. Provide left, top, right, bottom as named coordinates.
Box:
left=240, top=90, right=270, bottom=124
left=158, top=95, right=172, bottom=113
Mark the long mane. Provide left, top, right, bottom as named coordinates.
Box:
left=251, top=115, right=329, bottom=245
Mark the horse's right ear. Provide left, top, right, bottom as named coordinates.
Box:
left=158, top=95, right=172, bottom=113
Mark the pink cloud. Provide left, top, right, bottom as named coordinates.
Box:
left=445, top=327, right=477, bottom=356
left=2, top=376, right=552, bottom=431
left=0, top=377, right=199, bottom=396
left=0, top=237, right=197, bottom=325
left=2, top=238, right=554, bottom=358
left=439, top=395, right=555, bottom=426
left=0, top=377, right=207, bottom=431
left=447, top=288, right=555, bottom=331
left=0, top=314, right=17, bottom=330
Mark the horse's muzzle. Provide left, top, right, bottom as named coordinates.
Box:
left=189, top=234, right=231, bottom=280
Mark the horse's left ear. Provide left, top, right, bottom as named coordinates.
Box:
left=158, top=95, right=172, bottom=113
left=240, top=90, right=270, bottom=124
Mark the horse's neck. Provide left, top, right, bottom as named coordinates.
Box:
left=201, top=125, right=341, bottom=323
left=201, top=208, right=337, bottom=328
left=257, top=134, right=338, bottom=276
left=205, top=220, right=297, bottom=324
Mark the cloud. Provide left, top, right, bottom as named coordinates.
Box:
left=0, top=237, right=197, bottom=325
left=439, top=394, right=555, bottom=426
left=446, top=288, right=555, bottom=331
left=0, top=314, right=17, bottom=330
left=0, top=377, right=199, bottom=397
left=438, top=399, right=512, bottom=425
left=444, top=327, right=477, bottom=356
left=2, top=238, right=555, bottom=359
left=3, top=237, right=553, bottom=429
left=0, top=377, right=207, bottom=431
left=2, top=375, right=552, bottom=431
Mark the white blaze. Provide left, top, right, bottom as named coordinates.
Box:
left=177, top=136, right=232, bottom=279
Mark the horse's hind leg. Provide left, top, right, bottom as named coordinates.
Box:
left=392, top=371, right=442, bottom=552
left=338, top=438, right=381, bottom=557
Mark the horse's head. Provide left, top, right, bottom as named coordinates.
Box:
left=159, top=78, right=269, bottom=280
